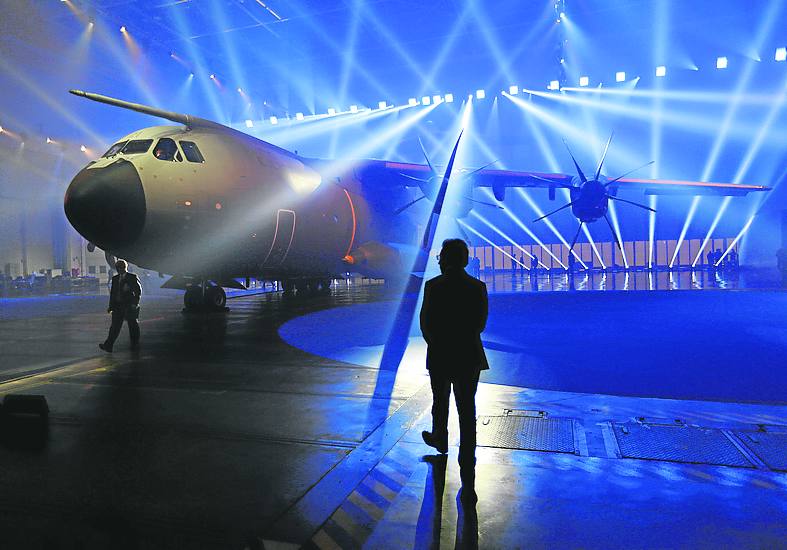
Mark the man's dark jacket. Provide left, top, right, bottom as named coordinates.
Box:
left=108, top=272, right=142, bottom=312
left=420, top=269, right=489, bottom=378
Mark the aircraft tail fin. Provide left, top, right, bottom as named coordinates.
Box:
left=69, top=90, right=228, bottom=131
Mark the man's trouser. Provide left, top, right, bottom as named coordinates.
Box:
left=105, top=308, right=140, bottom=348
left=428, top=369, right=480, bottom=466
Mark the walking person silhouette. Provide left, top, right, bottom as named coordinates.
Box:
left=420, top=238, right=489, bottom=502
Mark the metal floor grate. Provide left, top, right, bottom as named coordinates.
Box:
left=735, top=431, right=787, bottom=471
left=477, top=415, right=577, bottom=453
left=613, top=423, right=753, bottom=468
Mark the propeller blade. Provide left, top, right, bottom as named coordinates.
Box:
left=608, top=195, right=657, bottom=212
left=420, top=130, right=464, bottom=250
left=594, top=132, right=614, bottom=181
left=604, top=213, right=622, bottom=250
left=569, top=221, right=583, bottom=254
left=418, top=136, right=438, bottom=177
left=399, top=173, right=431, bottom=184
left=464, top=159, right=498, bottom=178
left=393, top=195, right=427, bottom=215
left=465, top=197, right=504, bottom=209
left=562, top=139, right=587, bottom=183
left=533, top=200, right=576, bottom=223
left=530, top=174, right=576, bottom=189
left=603, top=160, right=655, bottom=187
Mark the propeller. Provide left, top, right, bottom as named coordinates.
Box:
left=603, top=160, right=654, bottom=187
left=562, top=139, right=587, bottom=183
left=608, top=195, right=656, bottom=212
left=533, top=200, right=577, bottom=222
left=393, top=195, right=427, bottom=215
left=595, top=132, right=614, bottom=181
left=603, top=213, right=623, bottom=250
left=465, top=197, right=503, bottom=209
left=534, top=135, right=657, bottom=225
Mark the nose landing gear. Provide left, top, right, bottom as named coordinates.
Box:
left=183, top=283, right=227, bottom=312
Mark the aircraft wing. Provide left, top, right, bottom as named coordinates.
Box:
left=366, top=160, right=769, bottom=197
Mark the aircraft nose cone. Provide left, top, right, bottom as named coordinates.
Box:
left=64, top=159, right=146, bottom=250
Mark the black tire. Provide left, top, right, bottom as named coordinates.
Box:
left=204, top=286, right=226, bottom=310
left=184, top=286, right=202, bottom=310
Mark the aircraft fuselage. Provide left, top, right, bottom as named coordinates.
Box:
left=64, top=124, right=399, bottom=282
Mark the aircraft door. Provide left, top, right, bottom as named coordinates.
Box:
left=263, top=209, right=296, bottom=267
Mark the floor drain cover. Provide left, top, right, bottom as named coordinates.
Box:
left=613, top=423, right=753, bottom=468
left=735, top=431, right=787, bottom=471
left=477, top=415, right=576, bottom=453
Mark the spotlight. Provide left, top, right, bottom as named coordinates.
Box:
left=245, top=119, right=254, bottom=128
left=189, top=72, right=194, bottom=78
left=579, top=76, right=589, bottom=87
left=475, top=89, right=485, bottom=99
left=210, top=74, right=216, bottom=80
left=46, top=137, right=53, bottom=144
left=615, top=71, right=626, bottom=82
left=408, top=98, right=418, bottom=106
left=559, top=11, right=566, bottom=19
left=80, top=145, right=86, bottom=152
left=548, top=80, right=560, bottom=90
left=237, top=87, right=243, bottom=93
left=328, top=108, right=336, bottom=116
left=716, top=56, right=728, bottom=69
left=378, top=101, right=387, bottom=109
left=432, top=95, right=441, bottom=104
left=170, top=51, right=176, bottom=58
left=776, top=47, right=786, bottom=62
left=120, top=25, right=126, bottom=33
left=0, top=125, right=3, bottom=133
left=422, top=96, right=431, bottom=105
left=509, top=85, right=519, bottom=95
left=269, top=116, right=278, bottom=125
left=444, top=93, right=453, bottom=103
left=295, top=112, right=304, bottom=120
left=350, top=105, right=358, bottom=113
left=655, top=65, right=666, bottom=77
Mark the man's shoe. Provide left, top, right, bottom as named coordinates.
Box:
left=422, top=430, right=448, bottom=454
left=99, top=343, right=112, bottom=353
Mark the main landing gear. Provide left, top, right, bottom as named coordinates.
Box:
left=183, top=283, right=227, bottom=312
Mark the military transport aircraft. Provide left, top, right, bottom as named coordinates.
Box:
left=64, top=90, right=768, bottom=310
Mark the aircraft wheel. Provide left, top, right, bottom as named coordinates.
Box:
left=184, top=286, right=202, bottom=310
left=204, top=286, right=226, bottom=310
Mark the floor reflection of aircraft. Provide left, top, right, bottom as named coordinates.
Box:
left=65, top=90, right=769, bottom=310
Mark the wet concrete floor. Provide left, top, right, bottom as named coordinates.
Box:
left=0, top=282, right=785, bottom=549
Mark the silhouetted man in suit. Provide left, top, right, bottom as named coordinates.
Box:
left=100, top=259, right=141, bottom=352
left=420, top=239, right=489, bottom=500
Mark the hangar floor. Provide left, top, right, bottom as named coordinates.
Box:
left=0, top=279, right=785, bottom=549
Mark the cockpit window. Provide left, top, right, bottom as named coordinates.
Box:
left=179, top=141, right=205, bottom=163
left=102, top=141, right=128, bottom=158
left=121, top=139, right=154, bottom=155
left=153, top=138, right=181, bottom=161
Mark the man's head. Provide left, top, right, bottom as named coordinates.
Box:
left=115, top=259, right=128, bottom=274
left=438, top=239, right=469, bottom=272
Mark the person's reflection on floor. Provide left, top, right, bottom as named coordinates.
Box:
left=456, top=476, right=479, bottom=550
left=415, top=454, right=447, bottom=549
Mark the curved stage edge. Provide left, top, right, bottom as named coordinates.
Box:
left=279, top=289, right=787, bottom=404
